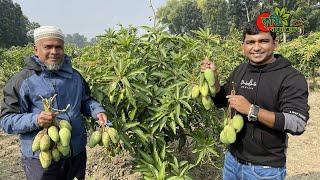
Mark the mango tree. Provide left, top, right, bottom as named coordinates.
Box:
left=74, top=25, right=244, bottom=179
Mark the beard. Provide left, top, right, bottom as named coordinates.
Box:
left=45, top=60, right=64, bottom=71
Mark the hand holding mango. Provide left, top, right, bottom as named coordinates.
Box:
left=191, top=58, right=219, bottom=110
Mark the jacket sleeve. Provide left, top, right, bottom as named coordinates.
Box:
left=0, top=77, right=40, bottom=134
left=80, top=76, right=106, bottom=118
left=273, top=71, right=309, bottom=135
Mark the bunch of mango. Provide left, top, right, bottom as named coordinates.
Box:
left=219, top=114, right=244, bottom=144
left=88, top=126, right=119, bottom=148
left=32, top=120, right=72, bottom=168
left=32, top=96, right=72, bottom=169
left=191, top=66, right=216, bottom=110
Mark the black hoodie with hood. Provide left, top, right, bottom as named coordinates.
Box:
left=213, top=54, right=309, bottom=167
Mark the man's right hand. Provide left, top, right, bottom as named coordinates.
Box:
left=200, top=58, right=221, bottom=93
left=200, top=58, right=216, bottom=72
left=37, top=111, right=56, bottom=128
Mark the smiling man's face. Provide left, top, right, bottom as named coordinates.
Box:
left=242, top=32, right=276, bottom=66
left=34, top=38, right=64, bottom=70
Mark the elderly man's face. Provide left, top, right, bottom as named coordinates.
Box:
left=34, top=38, right=64, bottom=70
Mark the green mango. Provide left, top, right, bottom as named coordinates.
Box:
left=204, top=69, right=215, bottom=86
left=59, top=120, right=72, bottom=131
left=232, top=114, right=244, bottom=133
left=40, top=134, right=51, bottom=151
left=224, top=125, right=236, bottom=144
left=40, top=151, right=52, bottom=169
left=57, top=143, right=70, bottom=156
left=102, top=131, right=110, bottom=147
left=88, top=130, right=102, bottom=148
left=59, top=128, right=71, bottom=146
left=48, top=125, right=59, bottom=143
left=200, top=82, right=209, bottom=97
left=32, top=130, right=44, bottom=152
left=202, top=96, right=212, bottom=110
left=107, top=127, right=119, bottom=144
left=52, top=147, right=61, bottom=162
left=191, top=85, right=200, bottom=99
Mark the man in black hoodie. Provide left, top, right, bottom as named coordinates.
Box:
left=201, top=21, right=309, bottom=179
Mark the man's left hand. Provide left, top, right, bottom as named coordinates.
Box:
left=96, top=112, right=108, bottom=126
left=227, top=95, right=251, bottom=115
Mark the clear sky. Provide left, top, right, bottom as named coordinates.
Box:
left=12, top=0, right=167, bottom=39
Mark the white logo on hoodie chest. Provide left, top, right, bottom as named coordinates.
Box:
left=240, top=78, right=257, bottom=90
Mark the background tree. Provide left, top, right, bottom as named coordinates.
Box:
left=0, top=0, right=40, bottom=47
left=290, top=0, right=320, bottom=33
left=156, top=0, right=204, bottom=35
left=156, top=0, right=320, bottom=38
left=0, top=0, right=29, bottom=48
left=26, top=22, right=40, bottom=43
left=202, top=0, right=230, bottom=36
left=65, top=33, right=89, bottom=48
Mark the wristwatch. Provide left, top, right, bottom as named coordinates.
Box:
left=248, top=104, right=260, bottom=121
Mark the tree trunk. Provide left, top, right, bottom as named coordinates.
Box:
left=245, top=5, right=250, bottom=22
left=283, top=32, right=287, bottom=43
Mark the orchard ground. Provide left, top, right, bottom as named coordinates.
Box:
left=0, top=88, right=319, bottom=179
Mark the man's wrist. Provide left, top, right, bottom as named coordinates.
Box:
left=34, top=114, right=41, bottom=128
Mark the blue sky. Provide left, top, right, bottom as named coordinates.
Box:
left=12, top=0, right=167, bottom=39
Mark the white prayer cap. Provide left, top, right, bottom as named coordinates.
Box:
left=34, top=26, right=64, bottom=43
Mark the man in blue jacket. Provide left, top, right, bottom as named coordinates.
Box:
left=0, top=26, right=108, bottom=180
left=201, top=20, right=309, bottom=179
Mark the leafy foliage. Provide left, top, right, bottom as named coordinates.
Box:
left=0, top=45, right=33, bottom=86
left=277, top=32, right=320, bottom=89
left=72, top=25, right=245, bottom=179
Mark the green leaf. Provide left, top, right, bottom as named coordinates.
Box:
left=151, top=123, right=159, bottom=134
left=280, top=8, right=285, bottom=16
left=195, top=151, right=204, bottom=165
left=109, top=80, right=119, bottom=93
left=282, top=13, right=290, bottom=20
left=126, top=66, right=147, bottom=77
left=179, top=164, right=190, bottom=177
left=179, top=100, right=192, bottom=112
left=146, top=164, right=159, bottom=179
left=159, top=117, right=168, bottom=131
left=175, top=117, right=184, bottom=129
left=121, top=77, right=131, bottom=88
left=126, top=87, right=137, bottom=108
left=207, top=147, right=219, bottom=157
left=169, top=120, right=176, bottom=135
left=129, top=107, right=137, bottom=120
left=282, top=20, right=289, bottom=27
left=275, top=7, right=280, bottom=16
left=167, top=176, right=182, bottom=180
left=131, top=82, right=152, bottom=95
left=175, top=104, right=181, bottom=118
